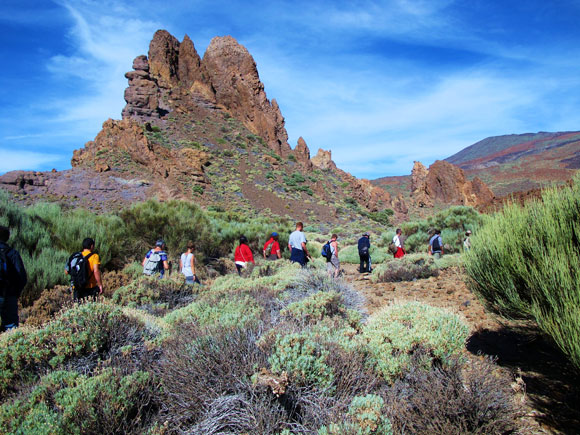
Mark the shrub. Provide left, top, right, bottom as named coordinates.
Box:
left=119, top=199, right=214, bottom=260
left=371, top=254, right=439, bottom=282
left=401, top=206, right=482, bottom=253
left=319, top=394, right=393, bottom=434
left=465, top=175, right=580, bottom=370
left=361, top=302, right=469, bottom=382
left=269, top=332, right=334, bottom=389
left=153, top=324, right=271, bottom=431
left=0, top=369, right=156, bottom=434
left=19, top=285, right=72, bottom=327
left=112, top=275, right=196, bottom=315
left=0, top=303, right=157, bottom=397
left=385, top=353, right=523, bottom=434
left=163, top=294, right=263, bottom=329
left=282, top=291, right=345, bottom=325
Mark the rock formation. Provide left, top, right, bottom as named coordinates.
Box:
left=121, top=30, right=290, bottom=156
left=294, top=137, right=313, bottom=168
left=311, top=148, right=337, bottom=171
left=72, top=118, right=210, bottom=186
left=410, top=161, right=433, bottom=207
left=410, top=160, right=494, bottom=207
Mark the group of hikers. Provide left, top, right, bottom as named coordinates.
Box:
left=0, top=220, right=473, bottom=333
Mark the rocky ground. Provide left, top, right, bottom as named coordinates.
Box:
left=340, top=263, right=580, bottom=435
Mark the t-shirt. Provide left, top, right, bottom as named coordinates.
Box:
left=429, top=235, right=443, bottom=252
left=180, top=252, right=194, bottom=277
left=289, top=230, right=307, bottom=250
left=393, top=234, right=402, bottom=248
left=81, top=249, right=100, bottom=288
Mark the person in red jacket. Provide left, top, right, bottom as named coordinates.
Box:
left=263, top=232, right=282, bottom=260
left=234, top=235, right=255, bottom=276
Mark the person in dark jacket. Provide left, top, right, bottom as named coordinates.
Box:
left=0, top=226, right=27, bottom=332
left=358, top=232, right=371, bottom=273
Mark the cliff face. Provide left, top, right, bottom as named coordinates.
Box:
left=121, top=30, right=290, bottom=156
left=410, top=160, right=494, bottom=207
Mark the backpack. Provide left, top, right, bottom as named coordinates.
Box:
left=321, top=241, right=332, bottom=261
left=432, top=236, right=441, bottom=252
left=143, top=250, right=163, bottom=276
left=387, top=242, right=397, bottom=255
left=0, top=247, right=11, bottom=293
left=359, top=245, right=369, bottom=256
left=67, top=252, right=94, bottom=290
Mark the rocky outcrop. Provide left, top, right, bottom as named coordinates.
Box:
left=410, top=160, right=494, bottom=207
left=121, top=55, right=162, bottom=120
left=121, top=30, right=291, bottom=156
left=294, top=137, right=313, bottom=168
left=72, top=118, right=210, bottom=186
left=410, top=161, right=433, bottom=207
left=311, top=148, right=337, bottom=171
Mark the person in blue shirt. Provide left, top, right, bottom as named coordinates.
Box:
left=429, top=230, right=444, bottom=259
left=358, top=232, right=371, bottom=273
left=0, top=226, right=27, bottom=332
left=288, top=222, right=311, bottom=267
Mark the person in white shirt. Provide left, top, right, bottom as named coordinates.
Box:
left=393, top=228, right=405, bottom=258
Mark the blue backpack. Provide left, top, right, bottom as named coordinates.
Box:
left=321, top=241, right=332, bottom=261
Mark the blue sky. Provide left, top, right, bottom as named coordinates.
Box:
left=1, top=0, right=580, bottom=178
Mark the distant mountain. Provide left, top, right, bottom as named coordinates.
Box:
left=446, top=131, right=580, bottom=196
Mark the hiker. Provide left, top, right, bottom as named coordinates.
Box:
left=66, top=237, right=103, bottom=302
left=263, top=232, right=282, bottom=260
left=234, top=235, right=254, bottom=276
left=428, top=230, right=444, bottom=259
left=393, top=228, right=406, bottom=258
left=0, top=226, right=27, bottom=332
left=326, top=234, right=340, bottom=279
left=358, top=232, right=371, bottom=273
left=143, top=239, right=169, bottom=278
left=463, top=230, right=472, bottom=251
left=288, top=222, right=311, bottom=267
left=180, top=241, right=200, bottom=285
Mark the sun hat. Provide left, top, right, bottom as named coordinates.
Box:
left=272, top=232, right=278, bottom=237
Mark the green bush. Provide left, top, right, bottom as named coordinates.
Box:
left=319, top=394, right=393, bottom=434
left=0, top=303, right=155, bottom=396
left=282, top=291, right=345, bottom=325
left=0, top=369, right=154, bottom=434
left=269, top=331, right=334, bottom=389
left=401, top=206, right=482, bottom=253
left=465, top=175, right=580, bottom=370
left=0, top=192, right=126, bottom=305
left=371, top=254, right=439, bottom=282
left=361, top=302, right=469, bottom=382
left=163, top=294, right=263, bottom=329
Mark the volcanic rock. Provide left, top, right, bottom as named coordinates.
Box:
left=311, top=148, right=337, bottom=171
left=410, top=161, right=433, bottom=207
left=202, top=36, right=290, bottom=156
left=410, top=160, right=494, bottom=207
left=294, top=137, right=313, bottom=168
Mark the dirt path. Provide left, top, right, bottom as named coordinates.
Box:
left=340, top=263, right=580, bottom=435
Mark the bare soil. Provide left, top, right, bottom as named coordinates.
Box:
left=341, top=263, right=580, bottom=434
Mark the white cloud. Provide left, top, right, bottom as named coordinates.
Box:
left=0, top=149, right=62, bottom=173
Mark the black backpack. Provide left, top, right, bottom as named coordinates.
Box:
left=321, top=241, right=332, bottom=261
left=0, top=247, right=10, bottom=293
left=432, top=236, right=441, bottom=252
left=67, top=252, right=94, bottom=290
